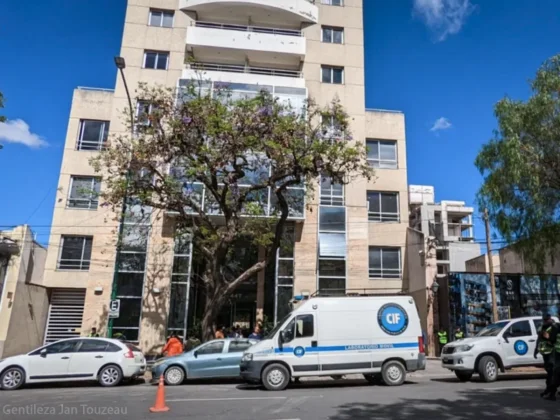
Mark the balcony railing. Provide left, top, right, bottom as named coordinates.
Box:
left=193, top=21, right=303, bottom=37
left=188, top=62, right=302, bottom=78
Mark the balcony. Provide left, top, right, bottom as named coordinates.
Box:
left=187, top=21, right=306, bottom=66
left=180, top=0, right=318, bottom=25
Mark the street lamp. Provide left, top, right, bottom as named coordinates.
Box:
left=107, top=56, right=135, bottom=338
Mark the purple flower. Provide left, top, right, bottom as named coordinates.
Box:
left=258, top=106, right=272, bottom=117
left=182, top=116, right=192, bottom=124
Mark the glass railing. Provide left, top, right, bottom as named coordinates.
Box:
left=188, top=62, right=302, bottom=78
left=193, top=21, right=302, bottom=37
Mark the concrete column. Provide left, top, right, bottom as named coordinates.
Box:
left=256, top=247, right=266, bottom=323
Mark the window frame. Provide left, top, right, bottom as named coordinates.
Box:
left=321, top=0, right=344, bottom=5
left=367, top=191, right=400, bottom=223
left=227, top=340, right=253, bottom=353
left=77, top=119, right=109, bottom=151
left=148, top=9, right=174, bottom=28
left=143, top=50, right=170, bottom=70
left=506, top=320, right=532, bottom=338
left=321, top=65, right=344, bottom=84
left=67, top=176, right=101, bottom=210
left=57, top=235, right=93, bottom=271
left=321, top=26, right=344, bottom=44
left=196, top=341, right=225, bottom=355
left=366, top=139, right=398, bottom=169
left=77, top=339, right=110, bottom=353
left=320, top=176, right=344, bottom=206
left=368, top=247, right=402, bottom=279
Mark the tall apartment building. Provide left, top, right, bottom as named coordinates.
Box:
left=42, top=0, right=411, bottom=353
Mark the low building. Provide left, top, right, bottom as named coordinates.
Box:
left=465, top=253, right=501, bottom=274
left=0, top=226, right=49, bottom=358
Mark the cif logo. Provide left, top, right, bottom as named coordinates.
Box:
left=293, top=346, right=305, bottom=358
left=514, top=340, right=528, bottom=355
left=378, top=303, right=409, bottom=335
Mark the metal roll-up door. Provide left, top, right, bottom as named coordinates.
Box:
left=44, top=288, right=86, bottom=344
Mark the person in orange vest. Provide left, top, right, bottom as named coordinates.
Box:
left=162, top=333, right=184, bottom=357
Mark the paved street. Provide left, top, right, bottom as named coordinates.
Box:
left=0, top=362, right=558, bottom=420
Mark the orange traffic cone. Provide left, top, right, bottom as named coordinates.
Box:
left=149, top=375, right=170, bottom=413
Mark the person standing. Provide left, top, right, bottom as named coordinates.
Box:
left=542, top=316, right=560, bottom=401
left=248, top=326, right=262, bottom=340
left=215, top=326, right=225, bottom=339
left=437, top=328, right=448, bottom=356
left=454, top=327, right=464, bottom=341
left=88, top=327, right=100, bottom=337
left=535, top=314, right=555, bottom=398
left=162, top=333, right=184, bottom=357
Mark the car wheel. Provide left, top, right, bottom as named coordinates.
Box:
left=454, top=371, right=473, bottom=382
left=381, top=361, right=406, bottom=386
left=262, top=364, right=290, bottom=391
left=98, top=365, right=123, bottom=387
left=363, top=373, right=383, bottom=385
left=164, top=366, right=185, bottom=386
left=0, top=367, right=25, bottom=390
left=478, top=356, right=498, bottom=382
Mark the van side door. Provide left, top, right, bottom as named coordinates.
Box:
left=500, top=320, right=535, bottom=367
left=278, top=314, right=319, bottom=375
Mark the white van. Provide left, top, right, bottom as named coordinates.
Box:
left=441, top=315, right=559, bottom=382
left=240, top=295, right=426, bottom=390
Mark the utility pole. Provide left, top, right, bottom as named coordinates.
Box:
left=484, top=208, right=499, bottom=322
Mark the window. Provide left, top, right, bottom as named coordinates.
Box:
left=506, top=320, right=532, bottom=338
left=319, top=207, right=346, bottom=232
left=68, top=176, right=101, bottom=209
left=136, top=100, right=159, bottom=126
left=318, top=259, right=346, bottom=295
left=44, top=340, right=79, bottom=354
left=197, top=341, right=224, bottom=355
left=77, top=120, right=109, bottom=151
left=228, top=341, right=253, bottom=353
left=367, top=191, right=399, bottom=222
left=58, top=236, right=93, bottom=270
left=106, top=343, right=122, bottom=352
left=322, top=26, right=343, bottom=44
left=533, top=319, right=543, bottom=332
left=295, top=315, right=314, bottom=338
left=143, top=51, right=169, bottom=70
left=366, top=140, right=398, bottom=169
left=321, top=0, right=343, bottom=5
left=321, top=66, right=344, bottom=84
left=320, top=176, right=344, bottom=206
left=78, top=339, right=109, bottom=352
left=369, top=247, right=401, bottom=279
left=149, top=9, right=174, bottom=27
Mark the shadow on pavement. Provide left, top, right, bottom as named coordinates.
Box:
left=432, top=373, right=546, bottom=383
left=236, top=378, right=418, bottom=391
left=24, top=377, right=146, bottom=390
left=331, top=388, right=557, bottom=420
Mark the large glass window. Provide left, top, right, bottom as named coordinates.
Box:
left=77, top=120, right=109, bottom=151
left=167, top=235, right=192, bottom=337
left=58, top=236, right=93, bottom=270
left=143, top=51, right=169, bottom=70
left=369, top=247, right=401, bottom=279
left=320, top=176, right=344, bottom=206
left=318, top=259, right=346, bottom=295
left=321, top=66, right=344, bottom=84
left=68, top=176, right=101, bottom=209
left=366, top=140, right=397, bottom=169
left=322, top=26, right=344, bottom=44
left=319, top=207, right=346, bottom=232
left=149, top=9, right=174, bottom=27
left=367, top=191, right=399, bottom=222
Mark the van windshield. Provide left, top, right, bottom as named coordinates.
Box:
left=264, top=313, right=292, bottom=339
left=476, top=321, right=509, bottom=337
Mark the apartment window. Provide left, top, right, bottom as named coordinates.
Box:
left=322, top=0, right=343, bottom=5
left=136, top=100, right=159, bottom=126
left=369, top=247, right=401, bottom=279
left=149, top=9, right=174, bottom=28
left=143, top=51, right=169, bottom=70
left=77, top=120, right=109, bottom=151
left=58, top=236, right=93, bottom=271
left=366, top=139, right=397, bottom=169
left=322, top=26, right=344, bottom=44
left=320, top=176, right=344, bottom=206
left=68, top=176, right=101, bottom=210
left=318, top=259, right=346, bottom=294
left=367, top=191, right=399, bottom=222
left=321, top=66, right=344, bottom=84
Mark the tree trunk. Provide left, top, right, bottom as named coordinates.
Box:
left=200, top=293, right=224, bottom=342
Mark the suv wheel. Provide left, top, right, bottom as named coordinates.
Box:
left=164, top=366, right=185, bottom=386
left=454, top=371, right=473, bottom=382
left=478, top=356, right=498, bottom=382
left=98, top=365, right=123, bottom=387
left=262, top=364, right=290, bottom=391
left=1, top=367, right=25, bottom=390
left=381, top=361, right=406, bottom=386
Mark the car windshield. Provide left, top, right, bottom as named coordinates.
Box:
left=476, top=321, right=509, bottom=337
left=264, top=313, right=292, bottom=339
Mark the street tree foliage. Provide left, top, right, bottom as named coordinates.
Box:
left=92, top=81, right=373, bottom=340
left=475, top=55, right=560, bottom=269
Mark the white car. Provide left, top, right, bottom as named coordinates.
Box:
left=0, top=338, right=146, bottom=390
left=441, top=315, right=559, bottom=382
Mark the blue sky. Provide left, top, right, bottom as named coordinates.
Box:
left=1, top=0, right=559, bottom=246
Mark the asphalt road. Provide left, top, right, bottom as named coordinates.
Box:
left=0, top=366, right=558, bottom=420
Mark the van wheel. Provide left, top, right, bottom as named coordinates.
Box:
left=262, top=364, right=290, bottom=391
left=478, top=356, right=498, bottom=382
left=381, top=361, right=406, bottom=386
left=455, top=371, right=473, bottom=382
left=364, top=373, right=383, bottom=385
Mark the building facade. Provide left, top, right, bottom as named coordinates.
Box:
left=42, top=0, right=411, bottom=354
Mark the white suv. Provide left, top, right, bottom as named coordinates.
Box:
left=0, top=338, right=146, bottom=390
left=441, top=316, right=558, bottom=382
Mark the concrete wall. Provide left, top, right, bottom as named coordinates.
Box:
left=499, top=247, right=560, bottom=275
left=465, top=253, right=501, bottom=274
left=448, top=242, right=482, bottom=272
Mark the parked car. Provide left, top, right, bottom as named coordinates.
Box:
left=0, top=338, right=146, bottom=390
left=441, top=315, right=559, bottom=382
left=151, top=338, right=257, bottom=385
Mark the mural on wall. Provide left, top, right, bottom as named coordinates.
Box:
left=448, top=273, right=560, bottom=337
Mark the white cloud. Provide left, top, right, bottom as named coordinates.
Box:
left=413, top=0, right=475, bottom=42
left=0, top=119, right=47, bottom=148
left=430, top=117, right=452, bottom=132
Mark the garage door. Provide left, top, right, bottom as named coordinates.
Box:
left=44, top=288, right=86, bottom=344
